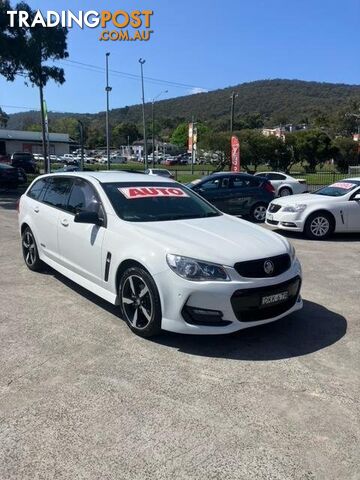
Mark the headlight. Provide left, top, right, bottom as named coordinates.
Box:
left=166, top=254, right=230, bottom=281
left=282, top=204, right=307, bottom=213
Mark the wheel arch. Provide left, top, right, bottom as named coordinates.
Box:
left=305, top=209, right=336, bottom=229
left=115, top=259, right=151, bottom=294
left=278, top=184, right=293, bottom=194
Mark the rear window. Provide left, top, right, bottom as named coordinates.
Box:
left=13, top=153, right=33, bottom=160
left=102, top=182, right=221, bottom=222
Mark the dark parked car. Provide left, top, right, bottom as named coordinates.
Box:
left=0, top=163, right=27, bottom=188
left=187, top=172, right=275, bottom=222
left=10, top=152, right=37, bottom=174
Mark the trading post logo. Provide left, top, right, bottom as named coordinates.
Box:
left=6, top=10, right=154, bottom=42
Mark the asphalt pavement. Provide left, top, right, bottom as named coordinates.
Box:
left=0, top=189, right=359, bottom=480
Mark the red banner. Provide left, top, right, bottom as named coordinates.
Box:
left=231, top=135, right=240, bottom=172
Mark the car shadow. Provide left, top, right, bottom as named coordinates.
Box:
left=48, top=269, right=346, bottom=361
left=270, top=228, right=360, bottom=243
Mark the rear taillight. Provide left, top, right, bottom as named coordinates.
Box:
left=263, top=181, right=275, bottom=194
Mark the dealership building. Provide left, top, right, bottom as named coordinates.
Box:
left=0, top=129, right=72, bottom=157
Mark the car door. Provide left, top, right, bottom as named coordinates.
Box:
left=193, top=177, right=225, bottom=210
left=223, top=176, right=249, bottom=215
left=57, top=178, right=106, bottom=286
left=229, top=176, right=266, bottom=215
left=347, top=189, right=360, bottom=231
left=34, top=176, right=73, bottom=263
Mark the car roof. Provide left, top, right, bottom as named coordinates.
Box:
left=345, top=177, right=360, bottom=183
left=44, top=170, right=174, bottom=184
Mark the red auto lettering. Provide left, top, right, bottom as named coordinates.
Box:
left=167, top=188, right=183, bottom=196
left=128, top=188, right=145, bottom=198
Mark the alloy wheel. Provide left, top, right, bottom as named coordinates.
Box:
left=253, top=205, right=267, bottom=222
left=22, top=230, right=37, bottom=266
left=310, top=216, right=330, bottom=237
left=121, top=274, right=153, bottom=330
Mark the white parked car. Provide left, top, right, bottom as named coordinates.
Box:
left=255, top=172, right=307, bottom=196
left=266, top=178, right=360, bottom=239
left=18, top=172, right=302, bottom=337
left=145, top=168, right=175, bottom=179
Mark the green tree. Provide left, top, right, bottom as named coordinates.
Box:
left=170, top=122, right=188, bottom=147
left=0, top=1, right=68, bottom=171
left=112, top=122, right=140, bottom=147
left=0, top=107, right=9, bottom=127
left=293, top=130, right=334, bottom=172
left=332, top=137, right=359, bottom=173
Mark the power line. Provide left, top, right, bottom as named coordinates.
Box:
left=61, top=59, right=207, bottom=90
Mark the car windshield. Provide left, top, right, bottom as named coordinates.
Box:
left=153, top=170, right=170, bottom=176
left=102, top=182, right=221, bottom=222
left=314, top=181, right=360, bottom=197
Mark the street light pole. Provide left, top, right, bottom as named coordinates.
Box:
left=230, top=91, right=238, bottom=134
left=139, top=58, right=148, bottom=170
left=78, top=120, right=84, bottom=171
left=152, top=89, right=168, bottom=168
left=105, top=52, right=112, bottom=171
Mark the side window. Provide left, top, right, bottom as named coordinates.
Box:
left=199, top=178, right=221, bottom=190
left=43, top=177, right=73, bottom=209
left=67, top=179, right=104, bottom=216
left=27, top=178, right=48, bottom=200
left=268, top=173, right=286, bottom=180
left=230, top=176, right=246, bottom=188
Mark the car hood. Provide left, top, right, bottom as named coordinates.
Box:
left=272, top=193, right=336, bottom=206
left=133, top=214, right=290, bottom=266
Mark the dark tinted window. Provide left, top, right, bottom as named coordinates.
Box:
left=199, top=178, right=221, bottom=190
left=67, top=179, right=103, bottom=215
left=27, top=178, right=48, bottom=200
left=43, top=177, right=72, bottom=209
left=267, top=173, right=286, bottom=180
left=12, top=153, right=34, bottom=161
left=230, top=176, right=261, bottom=188
left=102, top=182, right=221, bottom=222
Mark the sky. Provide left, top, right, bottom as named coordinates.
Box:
left=0, top=0, right=359, bottom=116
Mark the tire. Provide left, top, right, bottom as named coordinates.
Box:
left=21, top=227, right=44, bottom=271
left=279, top=187, right=292, bottom=197
left=250, top=203, right=267, bottom=223
left=119, top=266, right=162, bottom=338
left=304, top=212, right=334, bottom=240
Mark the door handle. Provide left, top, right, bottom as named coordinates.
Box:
left=33, top=206, right=39, bottom=213
left=61, top=219, right=69, bottom=227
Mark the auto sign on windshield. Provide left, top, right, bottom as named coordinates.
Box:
left=102, top=182, right=221, bottom=222
left=119, top=186, right=189, bottom=199
left=315, top=181, right=359, bottom=197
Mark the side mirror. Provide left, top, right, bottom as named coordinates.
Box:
left=352, top=194, right=360, bottom=201
left=74, top=211, right=103, bottom=226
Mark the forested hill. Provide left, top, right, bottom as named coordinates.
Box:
left=7, top=79, right=360, bottom=131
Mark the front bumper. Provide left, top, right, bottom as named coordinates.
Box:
left=153, top=259, right=303, bottom=334
left=266, top=210, right=306, bottom=232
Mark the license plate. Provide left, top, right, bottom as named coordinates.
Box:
left=267, top=213, right=273, bottom=221
left=261, top=291, right=289, bottom=306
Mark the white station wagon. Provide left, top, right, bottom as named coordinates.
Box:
left=18, top=172, right=302, bottom=337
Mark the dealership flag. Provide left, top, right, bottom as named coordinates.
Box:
left=231, top=135, right=240, bottom=172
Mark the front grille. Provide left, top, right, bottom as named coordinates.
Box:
left=268, top=203, right=281, bottom=213
left=267, top=219, right=279, bottom=226
left=231, top=276, right=301, bottom=322
left=234, top=254, right=291, bottom=278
